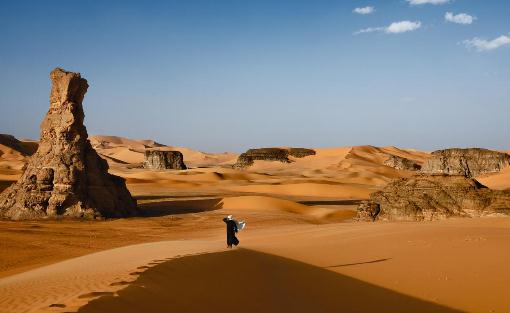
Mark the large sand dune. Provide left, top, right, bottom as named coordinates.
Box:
left=1, top=219, right=510, bottom=313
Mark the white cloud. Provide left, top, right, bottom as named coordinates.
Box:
left=406, top=0, right=450, bottom=5
left=355, top=20, right=421, bottom=35
left=386, top=21, right=422, bottom=33
left=353, top=6, right=375, bottom=15
left=354, top=27, right=384, bottom=34
left=463, top=35, right=510, bottom=52
left=445, top=12, right=476, bottom=25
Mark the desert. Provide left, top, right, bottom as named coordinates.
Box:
left=2, top=1, right=510, bottom=313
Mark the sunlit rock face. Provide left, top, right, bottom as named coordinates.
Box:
left=358, top=174, right=510, bottom=222
left=0, top=68, right=137, bottom=220
left=233, top=147, right=316, bottom=169
left=143, top=150, right=187, bottom=170
left=421, top=148, right=510, bottom=178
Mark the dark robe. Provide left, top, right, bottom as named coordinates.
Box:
left=223, top=218, right=239, bottom=247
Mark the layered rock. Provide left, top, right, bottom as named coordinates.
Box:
left=0, top=68, right=137, bottom=220
left=357, top=174, right=510, bottom=222
left=233, top=147, right=315, bottom=169
left=383, top=155, right=421, bottom=171
left=422, top=148, right=510, bottom=178
left=143, top=149, right=187, bottom=170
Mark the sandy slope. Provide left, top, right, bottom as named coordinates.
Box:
left=0, top=240, right=225, bottom=313
left=78, top=249, right=457, bottom=313
left=90, top=135, right=238, bottom=168
left=477, top=166, right=510, bottom=190
left=2, top=218, right=510, bottom=313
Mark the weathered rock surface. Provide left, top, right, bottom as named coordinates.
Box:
left=357, top=174, right=510, bottom=221
left=356, top=200, right=381, bottom=222
left=233, top=147, right=316, bottom=169
left=422, top=148, right=510, bottom=178
left=384, top=155, right=421, bottom=171
left=0, top=68, right=137, bottom=220
left=143, top=149, right=187, bottom=170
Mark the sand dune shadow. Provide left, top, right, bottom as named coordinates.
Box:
left=326, top=258, right=391, bottom=268
left=77, top=249, right=460, bottom=313
left=138, top=198, right=224, bottom=217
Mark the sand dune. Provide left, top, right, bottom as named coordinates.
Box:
left=477, top=166, right=510, bottom=190
left=226, top=182, right=373, bottom=199
left=0, top=240, right=225, bottom=313
left=0, top=144, right=26, bottom=170
left=90, top=135, right=238, bottom=168
left=2, top=218, right=510, bottom=313
left=218, top=195, right=357, bottom=221
left=78, top=249, right=458, bottom=313
left=89, top=135, right=163, bottom=151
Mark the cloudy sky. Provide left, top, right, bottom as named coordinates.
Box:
left=0, top=0, right=509, bottom=152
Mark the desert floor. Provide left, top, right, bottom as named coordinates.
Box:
left=1, top=136, right=509, bottom=313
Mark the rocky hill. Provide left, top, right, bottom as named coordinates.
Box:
left=357, top=174, right=510, bottom=222
left=233, top=147, right=316, bottom=169
left=143, top=149, right=187, bottom=170
left=421, top=148, right=510, bottom=178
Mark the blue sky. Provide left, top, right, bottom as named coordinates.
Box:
left=0, top=0, right=509, bottom=152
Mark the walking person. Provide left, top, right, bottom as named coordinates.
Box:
left=222, top=215, right=245, bottom=248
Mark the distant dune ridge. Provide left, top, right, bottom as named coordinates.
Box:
left=0, top=68, right=137, bottom=220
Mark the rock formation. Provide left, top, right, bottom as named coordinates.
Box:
left=357, top=174, right=510, bottom=222
left=143, top=149, right=187, bottom=170
left=422, top=148, right=510, bottom=178
left=0, top=68, right=137, bottom=220
left=233, top=147, right=316, bottom=169
left=383, top=155, right=421, bottom=171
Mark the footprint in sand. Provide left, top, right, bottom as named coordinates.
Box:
left=49, top=303, right=66, bottom=308
left=110, top=281, right=130, bottom=286
left=78, top=292, right=115, bottom=299
left=137, top=265, right=150, bottom=269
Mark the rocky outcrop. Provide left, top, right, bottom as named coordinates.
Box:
left=0, top=68, right=137, bottom=220
left=356, top=200, right=381, bottom=222
left=357, top=174, right=510, bottom=222
left=143, top=149, right=186, bottom=170
left=422, top=148, right=510, bottom=178
left=383, top=155, right=421, bottom=171
left=233, top=147, right=316, bottom=169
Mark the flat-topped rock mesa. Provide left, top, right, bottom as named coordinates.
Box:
left=421, top=148, right=510, bottom=178
left=357, top=174, right=510, bottom=222
left=143, top=149, right=187, bottom=170
left=233, top=147, right=316, bottom=169
left=0, top=68, right=137, bottom=220
left=383, top=155, right=421, bottom=171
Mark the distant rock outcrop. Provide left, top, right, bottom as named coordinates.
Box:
left=421, top=148, right=510, bottom=178
left=0, top=68, right=137, bottom=220
left=357, top=174, right=510, bottom=222
left=143, top=149, right=187, bottom=170
left=233, top=147, right=316, bottom=169
left=384, top=155, right=421, bottom=171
